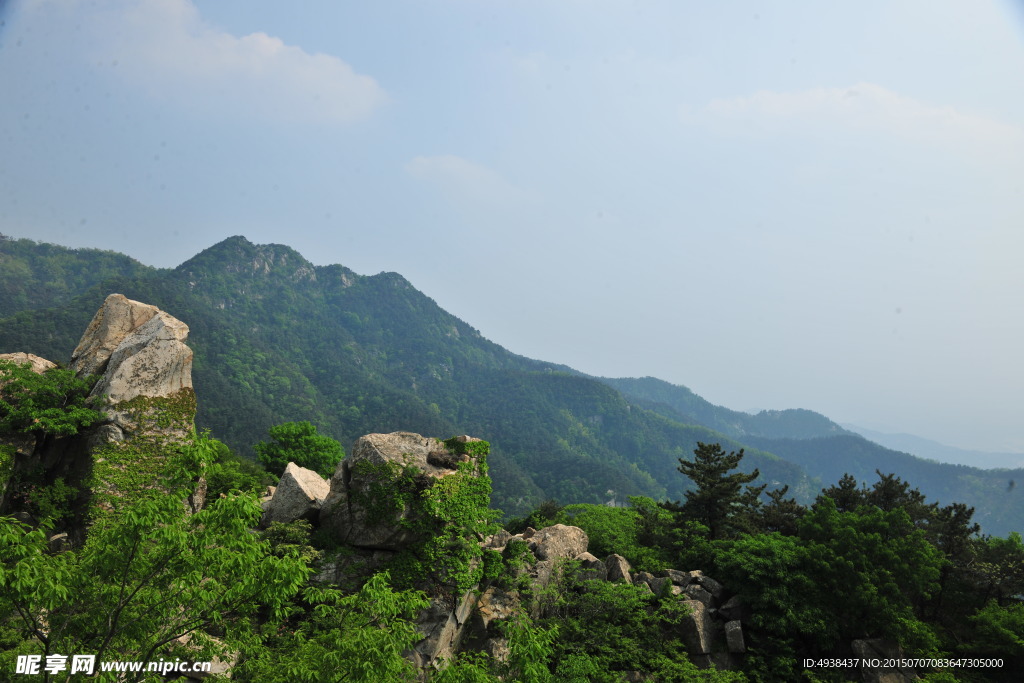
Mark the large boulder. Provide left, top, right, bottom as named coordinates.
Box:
left=679, top=600, right=716, bottom=655
left=318, top=432, right=486, bottom=550
left=529, top=524, right=589, bottom=562
left=1, top=295, right=197, bottom=531
left=575, top=552, right=607, bottom=581
left=0, top=352, right=58, bottom=376
left=88, top=310, right=192, bottom=404
left=724, top=620, right=746, bottom=653
left=261, top=462, right=330, bottom=526
left=73, top=295, right=193, bottom=439
left=412, top=589, right=480, bottom=667
left=71, top=295, right=197, bottom=513
left=606, top=554, right=634, bottom=584
left=717, top=595, right=751, bottom=623
left=70, top=294, right=160, bottom=377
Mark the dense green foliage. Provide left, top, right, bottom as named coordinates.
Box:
left=236, top=573, right=429, bottom=682
left=254, top=420, right=345, bottom=477
left=0, top=435, right=310, bottom=682
left=339, top=439, right=501, bottom=593
left=205, top=437, right=274, bottom=498
left=0, top=360, right=105, bottom=441
left=539, top=567, right=744, bottom=682
left=515, top=444, right=1023, bottom=681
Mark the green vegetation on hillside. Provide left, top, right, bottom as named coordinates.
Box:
left=0, top=346, right=1020, bottom=681
left=524, top=445, right=1023, bottom=681
left=0, top=235, right=155, bottom=318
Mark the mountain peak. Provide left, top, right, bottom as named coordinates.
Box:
left=176, top=236, right=316, bottom=283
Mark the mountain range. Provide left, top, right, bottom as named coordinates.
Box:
left=1, top=233, right=1020, bottom=534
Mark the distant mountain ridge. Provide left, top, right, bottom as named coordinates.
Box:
left=600, top=376, right=855, bottom=441
left=841, top=424, right=1024, bottom=470
left=1, top=235, right=1020, bottom=534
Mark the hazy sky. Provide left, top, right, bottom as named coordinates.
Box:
left=2, top=0, right=1023, bottom=452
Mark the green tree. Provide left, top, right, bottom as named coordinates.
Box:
left=205, top=438, right=273, bottom=498
left=0, top=435, right=310, bottom=681
left=798, top=498, right=942, bottom=653
left=542, top=567, right=742, bottom=682
left=0, top=359, right=105, bottom=449
left=758, top=485, right=805, bottom=536
left=254, top=421, right=344, bottom=477
left=816, top=473, right=864, bottom=513
left=712, top=532, right=834, bottom=678
left=237, top=573, right=429, bottom=683
left=972, top=532, right=1024, bottom=605
left=663, top=442, right=764, bottom=540
left=968, top=600, right=1024, bottom=658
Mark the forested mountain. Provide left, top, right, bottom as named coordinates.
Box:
left=1, top=235, right=1020, bottom=533
left=0, top=233, right=155, bottom=317
left=600, top=375, right=855, bottom=440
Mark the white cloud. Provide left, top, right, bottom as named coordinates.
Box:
left=32, top=0, right=387, bottom=125
left=687, top=83, right=1024, bottom=158
left=405, top=155, right=535, bottom=209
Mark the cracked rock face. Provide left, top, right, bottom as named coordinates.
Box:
left=68, top=294, right=194, bottom=438
left=70, top=294, right=160, bottom=378
left=75, top=294, right=193, bottom=405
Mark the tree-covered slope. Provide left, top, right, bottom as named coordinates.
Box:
left=0, top=234, right=156, bottom=317
left=742, top=434, right=1024, bottom=537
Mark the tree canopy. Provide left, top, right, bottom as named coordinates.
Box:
left=663, top=442, right=764, bottom=540
left=254, top=421, right=345, bottom=478
left=0, top=360, right=105, bottom=444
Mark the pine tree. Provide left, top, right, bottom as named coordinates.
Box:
left=664, top=442, right=764, bottom=540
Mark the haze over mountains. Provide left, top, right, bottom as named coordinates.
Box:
left=1, top=234, right=1021, bottom=535
left=841, top=424, right=1024, bottom=471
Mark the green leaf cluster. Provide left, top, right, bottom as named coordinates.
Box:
left=0, top=359, right=105, bottom=440
left=0, top=434, right=310, bottom=681
left=254, top=421, right=344, bottom=478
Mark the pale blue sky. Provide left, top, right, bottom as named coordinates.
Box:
left=2, top=0, right=1022, bottom=452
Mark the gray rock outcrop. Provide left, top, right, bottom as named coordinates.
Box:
left=606, top=554, right=634, bottom=584
left=261, top=462, right=330, bottom=526
left=575, top=552, right=607, bottom=581
left=0, top=352, right=57, bottom=375
left=70, top=294, right=160, bottom=377
left=70, top=294, right=194, bottom=439
left=679, top=599, right=716, bottom=655
left=1, top=294, right=198, bottom=532
left=529, top=524, right=589, bottom=561
left=318, top=432, right=487, bottom=550
left=724, top=620, right=746, bottom=653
